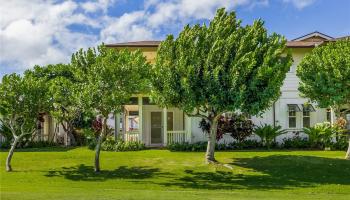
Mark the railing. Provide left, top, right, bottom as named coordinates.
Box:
left=124, top=130, right=141, bottom=142
left=167, top=130, right=187, bottom=144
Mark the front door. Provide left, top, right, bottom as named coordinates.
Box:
left=151, top=112, right=162, bottom=144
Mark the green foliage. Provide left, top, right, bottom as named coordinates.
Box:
left=152, top=8, right=292, bottom=116
left=282, top=136, right=311, bottom=149
left=199, top=114, right=254, bottom=141
left=151, top=8, right=292, bottom=161
left=99, top=136, right=145, bottom=151
left=167, top=140, right=263, bottom=151
left=297, top=39, right=350, bottom=110
left=167, top=142, right=208, bottom=152
left=101, top=136, right=117, bottom=151
left=26, top=64, right=85, bottom=145
left=1, top=148, right=350, bottom=200
left=25, top=141, right=59, bottom=148
left=303, top=122, right=334, bottom=149
left=83, top=129, right=98, bottom=150
left=254, top=124, right=287, bottom=149
left=331, top=135, right=348, bottom=151
left=73, top=45, right=150, bottom=116
left=72, top=44, right=150, bottom=171
left=0, top=124, right=12, bottom=145
left=0, top=73, right=48, bottom=138
left=114, top=140, right=146, bottom=152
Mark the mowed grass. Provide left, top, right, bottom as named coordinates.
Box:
left=1, top=148, right=350, bottom=200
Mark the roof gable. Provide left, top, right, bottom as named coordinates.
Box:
left=292, top=31, right=333, bottom=42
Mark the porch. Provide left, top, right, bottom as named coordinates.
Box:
left=114, top=96, right=192, bottom=146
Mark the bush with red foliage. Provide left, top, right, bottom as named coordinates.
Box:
left=199, top=113, right=254, bottom=142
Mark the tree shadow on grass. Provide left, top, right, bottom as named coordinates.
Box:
left=45, top=164, right=170, bottom=181
left=0, top=147, right=77, bottom=152
left=161, top=155, right=350, bottom=190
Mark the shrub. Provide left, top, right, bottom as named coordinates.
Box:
left=83, top=129, right=98, bottom=150
left=231, top=140, right=263, bottom=149
left=167, top=140, right=263, bottom=151
left=254, top=124, right=287, bottom=149
left=303, top=122, right=334, bottom=149
left=101, top=136, right=116, bottom=151
left=167, top=142, right=207, bottom=152
left=96, top=136, right=145, bottom=151
left=199, top=113, right=254, bottom=141
left=282, top=136, right=311, bottom=149
left=115, top=140, right=145, bottom=151
left=25, top=140, right=59, bottom=148
left=331, top=135, right=348, bottom=151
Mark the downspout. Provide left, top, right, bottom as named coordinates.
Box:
left=273, top=101, right=276, bottom=143
left=273, top=102, right=276, bottom=128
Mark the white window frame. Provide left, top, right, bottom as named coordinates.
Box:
left=288, top=110, right=297, bottom=128
left=303, top=110, right=311, bottom=128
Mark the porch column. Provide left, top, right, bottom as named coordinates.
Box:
left=138, top=96, right=143, bottom=142
left=114, top=112, right=120, bottom=140
left=330, top=107, right=335, bottom=125
left=121, top=107, right=126, bottom=140
left=185, top=114, right=192, bottom=143
left=163, top=108, right=167, bottom=146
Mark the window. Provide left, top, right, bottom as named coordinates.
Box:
left=142, top=97, right=156, bottom=105
left=326, top=109, right=331, bottom=122
left=167, top=112, right=173, bottom=131
left=287, top=104, right=301, bottom=128
left=289, top=110, right=296, bottom=128
left=303, top=110, right=310, bottom=128
left=301, top=104, right=315, bottom=128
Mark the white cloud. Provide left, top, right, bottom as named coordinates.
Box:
left=0, top=0, right=98, bottom=74
left=100, top=0, right=258, bottom=42
left=283, top=0, right=316, bottom=9
left=81, top=0, right=115, bottom=13
left=0, top=0, right=268, bottom=77
left=101, top=11, right=154, bottom=43
left=146, top=0, right=250, bottom=28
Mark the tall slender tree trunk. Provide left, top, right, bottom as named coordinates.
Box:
left=94, top=117, right=107, bottom=172
left=205, top=117, right=219, bottom=163
left=6, top=137, right=20, bottom=172
left=345, top=137, right=350, bottom=160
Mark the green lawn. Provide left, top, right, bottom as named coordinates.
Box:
left=1, top=148, right=350, bottom=200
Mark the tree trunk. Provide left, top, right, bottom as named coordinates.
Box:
left=94, top=133, right=103, bottom=172
left=6, top=137, right=20, bottom=172
left=94, top=117, right=107, bottom=173
left=345, top=137, right=350, bottom=160
left=205, top=117, right=219, bottom=163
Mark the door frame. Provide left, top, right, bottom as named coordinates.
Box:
left=150, top=111, right=163, bottom=145
left=148, top=110, right=175, bottom=146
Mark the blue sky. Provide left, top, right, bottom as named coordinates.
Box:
left=1, top=0, right=349, bottom=78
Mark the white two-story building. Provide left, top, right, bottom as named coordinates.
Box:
left=6, top=32, right=346, bottom=146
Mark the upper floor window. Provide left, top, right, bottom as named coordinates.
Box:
left=303, top=110, right=310, bottom=128
left=289, top=110, right=297, bottom=128
left=302, top=104, right=315, bottom=128
left=287, top=104, right=300, bottom=128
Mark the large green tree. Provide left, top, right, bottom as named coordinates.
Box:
left=27, top=64, right=83, bottom=145
left=151, top=8, right=292, bottom=163
left=72, top=45, right=150, bottom=172
left=0, top=74, right=48, bottom=171
left=297, top=39, right=350, bottom=159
